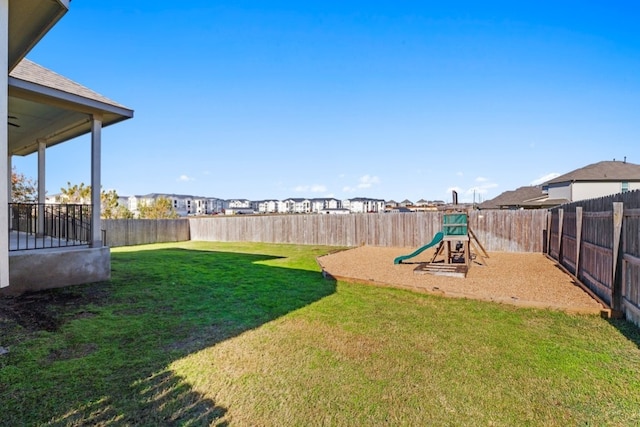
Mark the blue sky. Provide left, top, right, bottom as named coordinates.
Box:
left=13, top=1, right=640, bottom=203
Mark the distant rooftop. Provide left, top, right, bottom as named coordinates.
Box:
left=546, top=160, right=640, bottom=184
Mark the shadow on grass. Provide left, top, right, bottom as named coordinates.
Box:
left=608, top=317, right=640, bottom=350
left=0, top=247, right=336, bottom=425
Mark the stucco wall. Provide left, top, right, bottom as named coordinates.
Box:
left=3, top=246, right=110, bottom=296
left=572, top=182, right=625, bottom=201
left=546, top=183, right=572, bottom=201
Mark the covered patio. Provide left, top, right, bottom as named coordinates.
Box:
left=1, top=1, right=133, bottom=295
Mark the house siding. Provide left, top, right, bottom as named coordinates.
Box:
left=547, top=183, right=572, bottom=201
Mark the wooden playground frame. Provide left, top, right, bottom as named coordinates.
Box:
left=414, top=211, right=489, bottom=278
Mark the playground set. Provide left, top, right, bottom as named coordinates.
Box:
left=393, top=211, right=488, bottom=278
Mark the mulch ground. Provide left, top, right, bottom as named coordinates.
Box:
left=317, top=246, right=606, bottom=315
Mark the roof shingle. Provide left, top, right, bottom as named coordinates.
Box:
left=545, top=160, right=640, bottom=184
left=10, top=58, right=129, bottom=109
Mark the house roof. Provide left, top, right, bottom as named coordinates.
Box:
left=349, top=197, right=384, bottom=202
left=546, top=160, right=640, bottom=184
left=11, top=59, right=129, bottom=109
left=8, top=59, right=134, bottom=156
left=8, top=0, right=69, bottom=71
left=479, top=186, right=565, bottom=209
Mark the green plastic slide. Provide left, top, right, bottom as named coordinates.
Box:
left=393, top=231, right=444, bottom=264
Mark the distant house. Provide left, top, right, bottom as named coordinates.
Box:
left=478, top=186, right=564, bottom=210
left=319, top=208, right=350, bottom=215
left=194, top=197, right=226, bottom=215
left=228, top=199, right=252, bottom=209
left=389, top=206, right=413, bottom=213
left=343, top=197, right=385, bottom=213
left=203, top=197, right=226, bottom=214
left=128, top=193, right=205, bottom=216
left=543, top=160, right=640, bottom=202
left=224, top=207, right=254, bottom=215
left=480, top=160, right=640, bottom=210
left=310, top=198, right=342, bottom=213
left=256, top=199, right=279, bottom=214
left=280, top=198, right=311, bottom=214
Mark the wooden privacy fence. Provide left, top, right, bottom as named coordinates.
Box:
left=188, top=209, right=548, bottom=252
left=547, top=190, right=640, bottom=326
left=103, top=219, right=190, bottom=247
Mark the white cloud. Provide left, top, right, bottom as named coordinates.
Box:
left=178, top=174, right=194, bottom=182
left=456, top=171, right=464, bottom=177
left=294, top=184, right=327, bottom=193
left=466, top=183, right=498, bottom=195
left=357, top=174, right=380, bottom=189
left=343, top=175, right=381, bottom=194
left=343, top=186, right=356, bottom=193
left=447, top=176, right=499, bottom=202
left=530, top=173, right=560, bottom=186
left=340, top=175, right=382, bottom=195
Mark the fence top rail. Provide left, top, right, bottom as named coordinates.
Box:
left=624, top=208, right=640, bottom=218
left=582, top=211, right=613, bottom=219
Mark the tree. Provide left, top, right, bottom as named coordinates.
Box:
left=59, top=182, right=91, bottom=204
left=101, top=189, right=133, bottom=219
left=10, top=167, right=37, bottom=202
left=138, top=197, right=178, bottom=219
left=59, top=182, right=133, bottom=219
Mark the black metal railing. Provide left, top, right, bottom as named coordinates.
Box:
left=8, top=203, right=93, bottom=251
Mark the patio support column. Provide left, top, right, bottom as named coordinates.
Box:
left=90, top=114, right=103, bottom=247
left=0, top=0, right=9, bottom=288
left=37, top=140, right=46, bottom=236
left=6, top=154, right=10, bottom=202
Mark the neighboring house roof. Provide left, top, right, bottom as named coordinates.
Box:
left=348, top=197, right=383, bottom=202
left=545, top=160, right=640, bottom=184
left=134, top=193, right=198, bottom=200
left=310, top=197, right=339, bottom=202
left=479, top=186, right=566, bottom=210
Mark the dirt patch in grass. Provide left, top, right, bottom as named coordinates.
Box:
left=317, top=246, right=605, bottom=314
left=0, top=282, right=110, bottom=334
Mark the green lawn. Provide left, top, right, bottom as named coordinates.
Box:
left=1, top=241, right=640, bottom=426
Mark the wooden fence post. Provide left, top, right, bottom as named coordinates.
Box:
left=575, top=206, right=583, bottom=278
left=546, top=210, right=552, bottom=255
left=557, top=208, right=564, bottom=262
left=612, top=202, right=624, bottom=314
